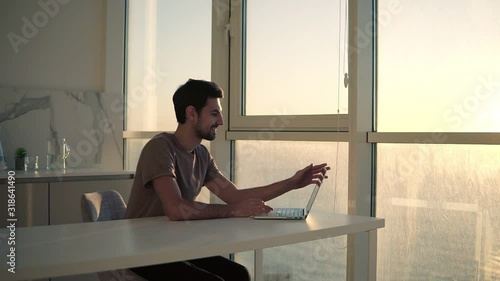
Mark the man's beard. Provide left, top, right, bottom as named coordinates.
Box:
left=196, top=125, right=217, bottom=141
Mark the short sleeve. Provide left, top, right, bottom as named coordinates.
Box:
left=139, top=137, right=176, bottom=189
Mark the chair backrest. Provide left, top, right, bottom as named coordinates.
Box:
left=80, top=190, right=147, bottom=281
left=81, top=190, right=127, bottom=222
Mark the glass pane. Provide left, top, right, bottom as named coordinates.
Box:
left=233, top=140, right=348, bottom=280
left=244, top=0, right=348, bottom=116
left=377, top=0, right=500, bottom=132
left=377, top=144, right=500, bottom=280
left=126, top=0, right=212, bottom=131
left=125, top=139, right=148, bottom=170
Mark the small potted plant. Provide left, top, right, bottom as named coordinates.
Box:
left=14, top=147, right=27, bottom=170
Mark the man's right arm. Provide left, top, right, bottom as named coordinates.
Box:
left=153, top=176, right=271, bottom=220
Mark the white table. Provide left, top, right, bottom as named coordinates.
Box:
left=0, top=211, right=384, bottom=281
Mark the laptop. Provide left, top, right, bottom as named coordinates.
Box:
left=253, top=182, right=321, bottom=220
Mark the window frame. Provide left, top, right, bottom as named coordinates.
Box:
left=227, top=0, right=350, bottom=132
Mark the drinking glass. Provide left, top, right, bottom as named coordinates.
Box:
left=25, top=156, right=39, bottom=171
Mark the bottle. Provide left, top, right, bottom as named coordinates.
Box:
left=61, top=138, right=71, bottom=170
left=47, top=138, right=56, bottom=170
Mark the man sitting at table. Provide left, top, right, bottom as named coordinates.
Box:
left=124, top=79, right=328, bottom=281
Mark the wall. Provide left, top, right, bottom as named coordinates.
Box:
left=0, top=0, right=125, bottom=170
left=0, top=0, right=105, bottom=90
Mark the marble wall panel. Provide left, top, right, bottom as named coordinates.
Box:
left=0, top=87, right=124, bottom=170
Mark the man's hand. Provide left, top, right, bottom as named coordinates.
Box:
left=289, top=163, right=329, bottom=190
left=229, top=198, right=273, bottom=217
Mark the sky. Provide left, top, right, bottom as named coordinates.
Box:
left=377, top=0, right=500, bottom=132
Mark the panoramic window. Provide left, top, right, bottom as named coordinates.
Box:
left=376, top=0, right=500, bottom=280
left=125, top=0, right=212, bottom=170
left=244, top=0, right=348, bottom=116
left=377, top=0, right=500, bottom=132
left=233, top=140, right=349, bottom=280
left=230, top=0, right=349, bottom=130
left=377, top=144, right=500, bottom=280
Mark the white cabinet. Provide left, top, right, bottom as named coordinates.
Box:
left=0, top=171, right=134, bottom=281
left=0, top=183, right=49, bottom=228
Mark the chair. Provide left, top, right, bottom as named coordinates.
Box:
left=81, top=190, right=127, bottom=222
left=81, top=190, right=147, bottom=281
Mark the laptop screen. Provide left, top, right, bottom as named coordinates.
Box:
left=305, top=183, right=321, bottom=214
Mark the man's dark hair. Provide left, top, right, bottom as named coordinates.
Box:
left=173, top=79, right=224, bottom=124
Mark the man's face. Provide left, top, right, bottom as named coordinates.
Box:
left=195, top=98, right=224, bottom=141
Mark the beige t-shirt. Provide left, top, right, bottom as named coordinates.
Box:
left=124, top=133, right=221, bottom=219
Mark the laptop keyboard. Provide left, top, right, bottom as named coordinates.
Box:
left=275, top=208, right=303, bottom=217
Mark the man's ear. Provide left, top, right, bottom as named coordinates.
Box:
left=185, top=106, right=198, bottom=122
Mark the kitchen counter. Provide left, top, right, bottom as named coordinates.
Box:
left=0, top=168, right=135, bottom=229
left=0, top=168, right=135, bottom=184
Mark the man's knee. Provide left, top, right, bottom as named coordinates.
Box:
left=231, top=262, right=251, bottom=281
